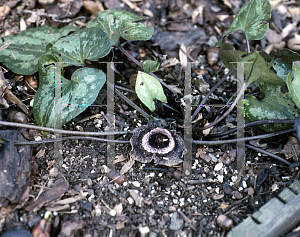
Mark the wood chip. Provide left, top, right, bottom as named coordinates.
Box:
left=25, top=178, right=69, bottom=212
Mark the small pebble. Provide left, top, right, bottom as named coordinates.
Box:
left=231, top=175, right=238, bottom=182
left=217, top=175, right=224, bottom=183
left=132, top=181, right=141, bottom=187
left=127, top=197, right=134, bottom=204
left=217, top=215, right=234, bottom=230
left=214, top=163, right=223, bottom=171
left=232, top=191, right=243, bottom=199
left=149, top=232, right=158, bottom=237
left=213, top=194, right=224, bottom=200
left=139, top=226, right=150, bottom=235
left=170, top=212, right=184, bottom=231
left=248, top=187, right=254, bottom=196
left=110, top=209, right=117, bottom=216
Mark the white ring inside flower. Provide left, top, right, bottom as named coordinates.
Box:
left=141, top=127, right=175, bottom=154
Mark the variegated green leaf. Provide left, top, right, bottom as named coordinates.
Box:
left=244, top=82, right=299, bottom=132
left=33, top=54, right=106, bottom=128
left=86, top=9, right=154, bottom=45
left=287, top=62, right=300, bottom=110
left=0, top=25, right=78, bottom=75
left=216, top=0, right=271, bottom=46
left=52, top=27, right=111, bottom=66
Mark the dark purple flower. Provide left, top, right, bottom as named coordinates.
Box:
left=130, top=123, right=185, bottom=166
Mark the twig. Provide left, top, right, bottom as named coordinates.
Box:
left=14, top=136, right=130, bottom=145
left=0, top=121, right=128, bottom=136
left=245, top=144, right=291, bottom=166
left=5, top=89, right=29, bottom=114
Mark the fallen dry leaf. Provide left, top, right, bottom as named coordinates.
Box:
left=119, top=158, right=135, bottom=175
left=129, top=189, right=143, bottom=207
left=0, top=5, right=10, bottom=21
left=203, top=121, right=212, bottom=136
left=36, top=149, right=45, bottom=158
left=114, top=203, right=123, bottom=216
left=288, top=7, right=300, bottom=25
left=288, top=33, right=300, bottom=51
left=179, top=43, right=188, bottom=68
left=82, top=1, right=104, bottom=18
left=61, top=219, right=86, bottom=236
left=0, top=130, right=34, bottom=213
left=280, top=136, right=300, bottom=160
left=25, top=178, right=69, bottom=212
left=196, top=147, right=206, bottom=158
left=115, top=154, right=127, bottom=163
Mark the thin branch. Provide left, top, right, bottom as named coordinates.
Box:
left=245, top=144, right=291, bottom=166
left=0, top=121, right=128, bottom=136
left=14, top=136, right=130, bottom=145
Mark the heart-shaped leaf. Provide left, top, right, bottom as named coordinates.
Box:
left=33, top=54, right=106, bottom=128
left=135, top=71, right=167, bottom=111
left=274, top=48, right=300, bottom=64
left=219, top=44, right=285, bottom=86
left=243, top=52, right=285, bottom=86
left=0, top=25, right=78, bottom=75
left=52, top=27, right=112, bottom=66
left=142, top=59, right=160, bottom=73
left=86, top=9, right=154, bottom=45
left=219, top=43, right=244, bottom=70
left=216, top=0, right=271, bottom=46
left=287, top=62, right=300, bottom=110
left=244, top=82, right=299, bottom=132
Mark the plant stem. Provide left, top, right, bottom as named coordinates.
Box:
left=196, top=81, right=247, bottom=132
left=208, top=119, right=296, bottom=137
left=245, top=32, right=250, bottom=52
left=117, top=44, right=181, bottom=95
left=164, top=68, right=184, bottom=88
left=191, top=67, right=235, bottom=120
left=111, top=83, right=151, bottom=118
left=115, top=84, right=181, bottom=114
left=192, top=128, right=295, bottom=145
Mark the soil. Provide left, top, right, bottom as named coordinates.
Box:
left=0, top=0, right=300, bottom=236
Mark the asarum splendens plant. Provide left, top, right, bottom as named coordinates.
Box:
left=130, top=120, right=185, bottom=166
